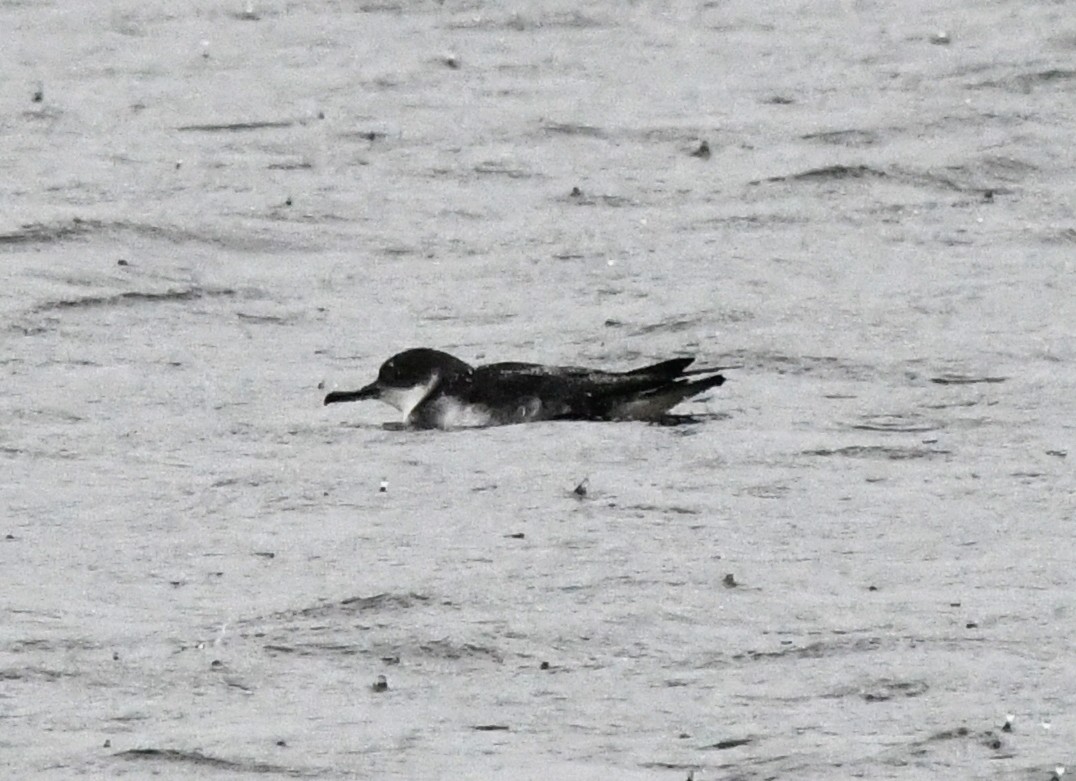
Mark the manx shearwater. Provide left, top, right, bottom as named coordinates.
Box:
left=324, top=348, right=729, bottom=429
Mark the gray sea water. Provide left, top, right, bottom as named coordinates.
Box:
left=2, top=0, right=1074, bottom=778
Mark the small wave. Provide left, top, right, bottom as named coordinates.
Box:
left=800, top=128, right=881, bottom=147
left=0, top=220, right=95, bottom=245
left=266, top=591, right=431, bottom=622
left=751, top=164, right=888, bottom=185
left=751, top=163, right=1005, bottom=196
left=34, top=287, right=237, bottom=313
left=804, top=447, right=955, bottom=458
left=803, top=445, right=951, bottom=460
left=176, top=119, right=298, bottom=132
left=930, top=374, right=1006, bottom=385
left=114, top=748, right=307, bottom=777
left=0, top=217, right=290, bottom=251
left=540, top=121, right=608, bottom=138
left=849, top=413, right=941, bottom=433
left=968, top=67, right=1076, bottom=92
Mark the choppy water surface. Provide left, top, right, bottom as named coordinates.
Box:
left=2, top=1, right=1074, bottom=778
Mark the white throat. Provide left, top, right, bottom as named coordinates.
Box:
left=379, top=374, right=439, bottom=420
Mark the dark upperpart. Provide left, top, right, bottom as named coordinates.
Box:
left=322, top=348, right=733, bottom=426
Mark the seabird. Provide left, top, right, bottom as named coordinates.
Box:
left=324, top=348, right=729, bottom=429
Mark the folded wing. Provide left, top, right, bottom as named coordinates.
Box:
left=464, top=356, right=725, bottom=421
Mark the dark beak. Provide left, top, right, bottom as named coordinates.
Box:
left=324, top=381, right=380, bottom=405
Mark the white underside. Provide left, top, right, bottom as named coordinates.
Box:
left=380, top=377, right=498, bottom=429
left=382, top=380, right=686, bottom=427
left=433, top=396, right=548, bottom=428
left=380, top=380, right=438, bottom=419
left=425, top=397, right=496, bottom=429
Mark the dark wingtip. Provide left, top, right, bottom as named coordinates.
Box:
left=682, top=364, right=741, bottom=376
left=628, top=357, right=695, bottom=377
left=680, top=373, right=726, bottom=397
